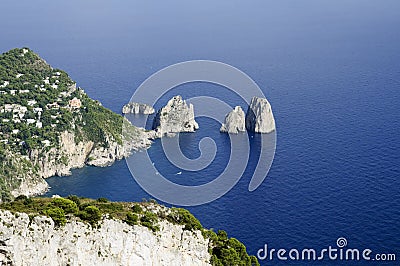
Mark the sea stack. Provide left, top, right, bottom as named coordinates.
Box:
left=245, top=96, right=276, bottom=133
left=220, top=106, right=246, bottom=134
left=122, top=102, right=155, bottom=114
left=153, top=95, right=199, bottom=136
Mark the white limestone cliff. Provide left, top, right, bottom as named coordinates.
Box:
left=245, top=96, right=276, bottom=133
left=122, top=102, right=155, bottom=115
left=0, top=209, right=211, bottom=266
left=220, top=106, right=246, bottom=134
left=153, top=96, right=199, bottom=136
left=10, top=176, right=48, bottom=199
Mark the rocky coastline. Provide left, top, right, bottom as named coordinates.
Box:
left=9, top=94, right=275, bottom=199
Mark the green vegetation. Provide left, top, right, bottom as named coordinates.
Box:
left=131, top=203, right=143, bottom=213
left=0, top=196, right=160, bottom=230
left=44, top=207, right=67, bottom=226
left=96, top=197, right=109, bottom=203
left=0, top=196, right=259, bottom=265
left=0, top=48, right=76, bottom=151
left=50, top=197, right=78, bottom=214
left=0, top=47, right=140, bottom=202
left=0, top=47, right=129, bottom=151
left=124, top=212, right=138, bottom=226
left=79, top=206, right=102, bottom=226
left=75, top=93, right=126, bottom=145
left=207, top=230, right=260, bottom=266
left=140, top=211, right=159, bottom=232
left=66, top=195, right=81, bottom=206
left=167, top=207, right=203, bottom=231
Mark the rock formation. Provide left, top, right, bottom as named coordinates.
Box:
left=122, top=102, right=155, bottom=115
left=10, top=128, right=154, bottom=198
left=153, top=96, right=199, bottom=136
left=220, top=106, right=246, bottom=134
left=245, top=96, right=276, bottom=133
left=0, top=209, right=210, bottom=266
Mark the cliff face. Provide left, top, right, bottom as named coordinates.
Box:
left=9, top=174, right=48, bottom=199
left=153, top=96, right=199, bottom=136
left=0, top=209, right=210, bottom=266
left=85, top=130, right=153, bottom=167
left=220, top=106, right=246, bottom=134
left=245, top=96, right=276, bottom=133
left=10, top=129, right=153, bottom=197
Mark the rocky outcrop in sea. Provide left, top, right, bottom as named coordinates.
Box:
left=153, top=96, right=199, bottom=136
left=245, top=96, right=276, bottom=133
left=122, top=102, right=155, bottom=115
left=220, top=106, right=246, bottom=134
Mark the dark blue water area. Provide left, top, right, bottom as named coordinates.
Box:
left=2, top=1, right=400, bottom=264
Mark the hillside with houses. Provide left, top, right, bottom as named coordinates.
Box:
left=0, top=48, right=152, bottom=201
left=0, top=48, right=81, bottom=150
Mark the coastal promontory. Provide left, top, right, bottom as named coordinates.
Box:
left=0, top=48, right=152, bottom=201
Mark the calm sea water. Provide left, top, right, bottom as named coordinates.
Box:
left=1, top=1, right=400, bottom=264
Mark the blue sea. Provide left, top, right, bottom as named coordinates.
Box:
left=1, top=1, right=400, bottom=265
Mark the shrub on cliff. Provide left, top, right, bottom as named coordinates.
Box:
left=66, top=195, right=81, bottom=207
left=140, top=211, right=159, bottom=232
left=131, top=204, right=143, bottom=213
left=79, top=205, right=102, bottom=226
left=208, top=230, right=260, bottom=266
left=97, top=202, right=124, bottom=213
left=44, top=207, right=66, bottom=226
left=97, top=197, right=108, bottom=203
left=167, top=207, right=203, bottom=231
left=124, top=212, right=138, bottom=226
left=50, top=197, right=78, bottom=214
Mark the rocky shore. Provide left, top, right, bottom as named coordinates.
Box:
left=11, top=128, right=154, bottom=198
